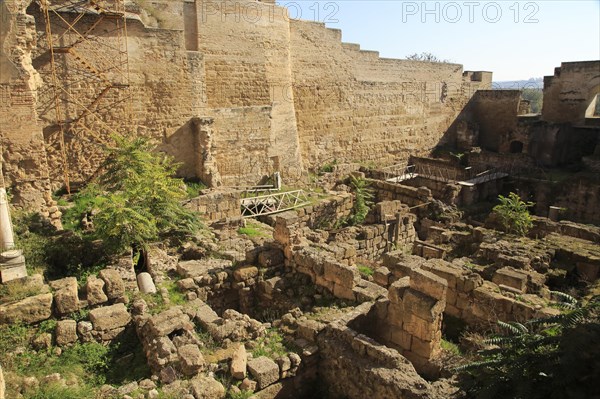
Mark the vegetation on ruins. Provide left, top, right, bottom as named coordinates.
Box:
left=346, top=175, right=374, bottom=225
left=0, top=319, right=150, bottom=399
left=521, top=88, right=543, bottom=114
left=492, top=192, right=534, bottom=236
left=406, top=52, right=450, bottom=63
left=76, top=135, right=202, bottom=254
left=457, top=294, right=600, bottom=399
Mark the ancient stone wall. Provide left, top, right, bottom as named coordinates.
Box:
left=0, top=0, right=55, bottom=213
left=196, top=0, right=304, bottom=185
left=542, top=61, right=600, bottom=125
left=513, top=176, right=600, bottom=225
left=470, top=90, right=521, bottom=152
left=185, top=190, right=242, bottom=222
left=289, top=19, right=492, bottom=170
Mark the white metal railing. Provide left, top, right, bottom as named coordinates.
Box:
left=241, top=189, right=310, bottom=218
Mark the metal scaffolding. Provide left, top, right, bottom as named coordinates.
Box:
left=38, top=0, right=130, bottom=193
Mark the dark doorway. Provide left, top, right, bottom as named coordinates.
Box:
left=509, top=140, right=524, bottom=153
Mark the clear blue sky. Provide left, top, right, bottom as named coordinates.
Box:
left=277, top=1, right=600, bottom=81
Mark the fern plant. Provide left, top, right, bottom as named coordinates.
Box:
left=456, top=294, right=600, bottom=399
left=347, top=175, right=374, bottom=225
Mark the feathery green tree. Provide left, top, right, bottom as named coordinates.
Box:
left=82, top=135, right=201, bottom=253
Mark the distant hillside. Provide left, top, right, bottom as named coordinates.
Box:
left=493, top=78, right=543, bottom=90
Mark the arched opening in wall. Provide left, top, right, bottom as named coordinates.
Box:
left=585, top=93, right=600, bottom=118
left=509, top=140, right=524, bottom=154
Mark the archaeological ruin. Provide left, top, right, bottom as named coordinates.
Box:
left=0, top=0, right=599, bottom=398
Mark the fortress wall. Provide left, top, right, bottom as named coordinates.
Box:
left=0, top=0, right=54, bottom=212
left=290, top=19, right=490, bottom=170
left=28, top=5, right=206, bottom=185
left=542, top=61, right=600, bottom=125
left=197, top=0, right=303, bottom=185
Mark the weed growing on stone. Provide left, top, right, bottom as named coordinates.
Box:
left=252, top=329, right=291, bottom=359
left=357, top=264, right=374, bottom=278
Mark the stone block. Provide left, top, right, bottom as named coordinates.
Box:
left=56, top=319, right=78, bottom=346
left=89, top=303, right=131, bottom=331
left=333, top=283, right=355, bottom=301
left=373, top=266, right=391, bottom=286
left=402, top=289, right=444, bottom=322
left=86, top=276, right=108, bottom=306
left=258, top=249, right=284, bottom=267
left=233, top=266, right=258, bottom=282
left=52, top=277, right=79, bottom=315
left=99, top=269, right=125, bottom=300
left=145, top=307, right=194, bottom=337
left=390, top=329, right=412, bottom=351
left=0, top=293, right=53, bottom=324
left=402, top=313, right=438, bottom=342
left=492, top=267, right=527, bottom=293
left=178, top=344, right=205, bottom=376
left=248, top=356, right=279, bottom=390
left=388, top=277, right=410, bottom=303
left=323, top=260, right=360, bottom=288
left=409, top=269, right=447, bottom=302
left=230, top=343, right=247, bottom=380
left=189, top=374, right=226, bottom=398
left=410, top=335, right=439, bottom=359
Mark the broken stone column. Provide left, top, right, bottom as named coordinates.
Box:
left=192, top=117, right=221, bottom=188
left=0, top=362, right=5, bottom=399
left=136, top=272, right=157, bottom=294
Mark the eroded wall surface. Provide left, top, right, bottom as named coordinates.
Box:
left=542, top=61, right=600, bottom=124
left=289, top=19, right=492, bottom=169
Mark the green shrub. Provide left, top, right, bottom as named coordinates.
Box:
left=357, top=265, right=374, bottom=278
left=25, top=382, right=95, bottom=399
left=492, top=192, right=534, bottom=236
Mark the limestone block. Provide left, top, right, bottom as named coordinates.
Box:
left=0, top=293, right=53, bottom=324
left=323, top=260, right=360, bottom=288
left=99, top=269, right=125, bottom=300
left=492, top=267, right=527, bottom=293
left=52, top=277, right=79, bottom=315
left=353, top=280, right=387, bottom=302
left=240, top=378, right=257, bottom=392
left=230, top=344, right=247, bottom=380
left=248, top=356, right=279, bottom=390
left=56, top=320, right=78, bottom=346
left=137, top=272, right=157, bottom=294
left=89, top=303, right=131, bottom=331
left=410, top=335, right=439, bottom=359
left=86, top=276, right=108, bottom=306
left=195, top=303, right=220, bottom=329
left=178, top=344, right=205, bottom=376
left=403, top=289, right=444, bottom=323
left=576, top=262, right=600, bottom=282
left=177, top=259, right=232, bottom=279
left=333, top=283, right=355, bottom=301
left=258, top=249, right=284, bottom=267
left=402, top=313, right=438, bottom=342
left=145, top=307, right=194, bottom=337
left=233, top=266, right=258, bottom=282
left=388, top=277, right=410, bottom=303
left=409, top=269, right=447, bottom=302
left=190, top=374, right=225, bottom=399
left=77, top=321, right=93, bottom=342
left=373, top=266, right=391, bottom=286
left=181, top=278, right=201, bottom=292
left=388, top=327, right=411, bottom=351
